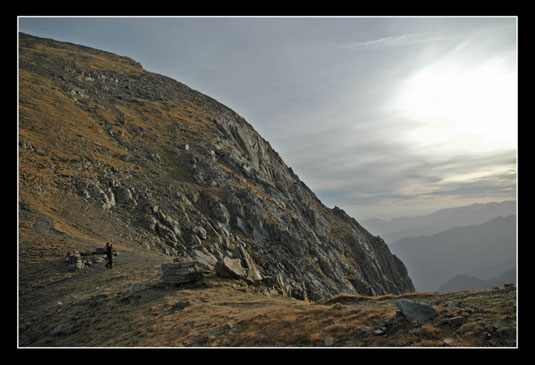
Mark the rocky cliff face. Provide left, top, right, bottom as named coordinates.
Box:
left=18, top=33, right=414, bottom=300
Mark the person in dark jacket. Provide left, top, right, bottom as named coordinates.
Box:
left=105, top=242, right=113, bottom=269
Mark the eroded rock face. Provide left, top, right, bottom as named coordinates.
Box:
left=19, top=33, right=415, bottom=301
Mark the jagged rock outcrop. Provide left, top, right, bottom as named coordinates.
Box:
left=18, top=33, right=415, bottom=300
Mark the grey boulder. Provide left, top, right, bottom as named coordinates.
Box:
left=395, top=299, right=438, bottom=324
left=215, top=257, right=247, bottom=280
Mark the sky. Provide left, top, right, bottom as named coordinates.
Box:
left=18, top=16, right=518, bottom=220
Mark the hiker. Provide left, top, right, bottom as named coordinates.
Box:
left=105, top=242, right=113, bottom=269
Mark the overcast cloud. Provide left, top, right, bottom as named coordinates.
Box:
left=18, top=16, right=517, bottom=220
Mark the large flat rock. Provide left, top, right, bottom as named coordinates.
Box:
left=395, top=299, right=438, bottom=324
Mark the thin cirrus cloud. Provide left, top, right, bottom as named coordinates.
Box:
left=345, top=32, right=454, bottom=50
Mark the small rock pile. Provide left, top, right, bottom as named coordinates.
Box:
left=63, top=250, right=106, bottom=271
left=160, top=255, right=258, bottom=286
left=62, top=248, right=118, bottom=271
left=161, top=260, right=204, bottom=285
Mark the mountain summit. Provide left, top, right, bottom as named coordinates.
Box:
left=18, top=33, right=414, bottom=300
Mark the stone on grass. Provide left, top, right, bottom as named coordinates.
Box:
left=395, top=299, right=438, bottom=324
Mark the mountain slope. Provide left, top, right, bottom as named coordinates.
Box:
left=388, top=215, right=516, bottom=292
left=362, top=201, right=516, bottom=243
left=18, top=32, right=414, bottom=301
left=437, top=268, right=516, bottom=292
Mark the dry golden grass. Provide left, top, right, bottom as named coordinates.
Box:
left=19, top=191, right=517, bottom=349
left=18, top=239, right=517, bottom=349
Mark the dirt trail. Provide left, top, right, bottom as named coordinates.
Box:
left=19, top=209, right=170, bottom=311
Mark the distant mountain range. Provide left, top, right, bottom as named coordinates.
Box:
left=362, top=201, right=516, bottom=243
left=388, top=215, right=516, bottom=292
left=437, top=268, right=516, bottom=292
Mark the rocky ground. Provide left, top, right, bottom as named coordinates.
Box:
left=18, top=208, right=517, bottom=348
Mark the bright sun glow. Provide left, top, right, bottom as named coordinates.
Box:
left=393, top=57, right=517, bottom=154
